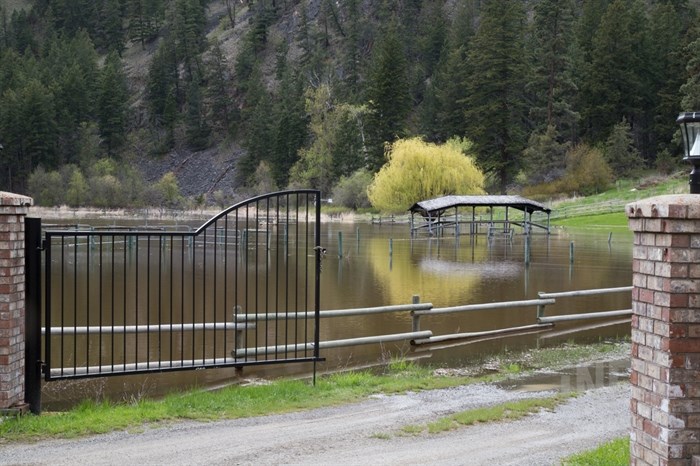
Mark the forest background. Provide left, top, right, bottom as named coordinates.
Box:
left=2, top=0, right=700, bottom=211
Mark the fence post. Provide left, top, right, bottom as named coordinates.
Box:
left=411, top=295, right=421, bottom=333
left=627, top=195, right=700, bottom=464
left=536, top=294, right=546, bottom=321
left=0, top=192, right=33, bottom=413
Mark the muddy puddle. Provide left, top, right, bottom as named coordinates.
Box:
left=497, top=357, right=630, bottom=393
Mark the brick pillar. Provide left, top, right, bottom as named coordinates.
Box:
left=628, top=194, right=700, bottom=465
left=0, top=191, right=32, bottom=409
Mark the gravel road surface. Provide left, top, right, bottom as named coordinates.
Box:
left=1, top=381, right=628, bottom=466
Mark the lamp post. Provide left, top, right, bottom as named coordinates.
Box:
left=677, top=112, right=700, bottom=194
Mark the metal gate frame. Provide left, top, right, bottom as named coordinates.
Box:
left=32, top=190, right=322, bottom=389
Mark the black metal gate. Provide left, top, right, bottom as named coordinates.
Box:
left=40, top=190, right=322, bottom=381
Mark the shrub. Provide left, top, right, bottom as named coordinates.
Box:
left=332, top=169, right=373, bottom=210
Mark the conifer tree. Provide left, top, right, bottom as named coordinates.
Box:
left=95, top=0, right=125, bottom=54
left=97, top=51, right=129, bottom=154
left=579, top=0, right=650, bottom=144
left=364, top=24, right=410, bottom=172
left=205, top=40, right=234, bottom=134
left=648, top=2, right=692, bottom=156
left=529, top=0, right=578, bottom=137
left=604, top=118, right=642, bottom=179
left=185, top=71, right=210, bottom=150
left=464, top=0, right=529, bottom=193
left=681, top=28, right=700, bottom=111
left=522, top=125, right=569, bottom=185
left=272, top=68, right=307, bottom=187
left=239, top=67, right=274, bottom=184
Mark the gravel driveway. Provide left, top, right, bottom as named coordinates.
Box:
left=1, top=381, right=629, bottom=466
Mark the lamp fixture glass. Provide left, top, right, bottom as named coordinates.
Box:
left=677, top=112, right=700, bottom=160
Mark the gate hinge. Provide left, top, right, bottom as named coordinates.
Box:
left=38, top=239, right=46, bottom=251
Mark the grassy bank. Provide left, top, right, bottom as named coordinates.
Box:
left=0, top=340, right=629, bottom=443
left=548, top=173, right=685, bottom=228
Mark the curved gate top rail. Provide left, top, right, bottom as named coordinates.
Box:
left=42, top=190, right=323, bottom=380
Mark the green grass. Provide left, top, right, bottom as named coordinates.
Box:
left=551, top=212, right=629, bottom=230
left=0, top=341, right=629, bottom=443
left=562, top=436, right=629, bottom=466
left=400, top=394, right=576, bottom=435
left=547, top=173, right=686, bottom=223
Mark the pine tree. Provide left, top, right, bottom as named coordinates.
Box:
left=271, top=68, right=307, bottom=187
left=205, top=40, right=233, bottom=134
left=173, top=0, right=207, bottom=80
left=522, top=125, right=569, bottom=185
left=464, top=0, right=529, bottom=193
left=339, top=0, right=361, bottom=100
left=579, top=0, right=650, bottom=144
left=239, top=67, right=274, bottom=184
left=647, top=2, right=692, bottom=156
left=97, top=51, right=129, bottom=154
left=185, top=71, right=210, bottom=150
left=681, top=28, right=700, bottom=111
left=129, top=0, right=163, bottom=48
left=604, top=118, right=642, bottom=179
left=95, top=0, right=125, bottom=54
left=147, top=40, right=179, bottom=122
left=364, top=24, right=410, bottom=172
left=0, top=79, right=58, bottom=189
left=529, top=0, right=578, bottom=137
left=422, top=1, right=478, bottom=142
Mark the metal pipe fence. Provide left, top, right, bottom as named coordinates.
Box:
left=229, top=285, right=632, bottom=354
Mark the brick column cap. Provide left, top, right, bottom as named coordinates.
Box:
left=0, top=192, right=33, bottom=208
left=627, top=194, right=700, bottom=220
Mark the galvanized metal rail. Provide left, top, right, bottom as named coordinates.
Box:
left=232, top=285, right=632, bottom=354
left=536, top=286, right=633, bottom=324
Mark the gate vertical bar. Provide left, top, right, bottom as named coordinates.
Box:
left=313, top=191, right=321, bottom=364
left=43, top=234, right=52, bottom=380
left=25, top=217, right=42, bottom=414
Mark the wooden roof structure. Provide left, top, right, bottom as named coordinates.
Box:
left=408, top=195, right=551, bottom=217
left=408, top=195, right=552, bottom=236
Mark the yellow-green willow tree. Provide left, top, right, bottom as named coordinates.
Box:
left=367, top=137, right=485, bottom=213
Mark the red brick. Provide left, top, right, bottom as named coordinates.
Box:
left=672, top=264, right=690, bottom=278
left=669, top=339, right=700, bottom=353
left=671, top=234, right=691, bottom=247
left=667, top=324, right=685, bottom=337
left=643, top=418, right=662, bottom=438
left=670, top=294, right=690, bottom=307
left=640, top=289, right=655, bottom=304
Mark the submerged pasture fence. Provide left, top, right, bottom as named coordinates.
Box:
left=229, top=285, right=632, bottom=356
left=37, top=285, right=633, bottom=362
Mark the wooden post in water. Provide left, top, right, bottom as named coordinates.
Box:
left=524, top=237, right=530, bottom=266
left=389, top=238, right=393, bottom=257
left=338, top=231, right=343, bottom=258
left=569, top=241, right=574, bottom=263
left=411, top=295, right=421, bottom=333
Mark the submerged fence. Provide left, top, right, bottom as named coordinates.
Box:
left=39, top=285, right=631, bottom=369
left=228, top=285, right=632, bottom=356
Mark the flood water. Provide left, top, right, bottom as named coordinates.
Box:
left=41, top=218, right=633, bottom=409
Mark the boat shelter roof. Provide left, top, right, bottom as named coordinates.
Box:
left=408, top=195, right=551, bottom=216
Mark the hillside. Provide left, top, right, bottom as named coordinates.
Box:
left=1, top=0, right=698, bottom=209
